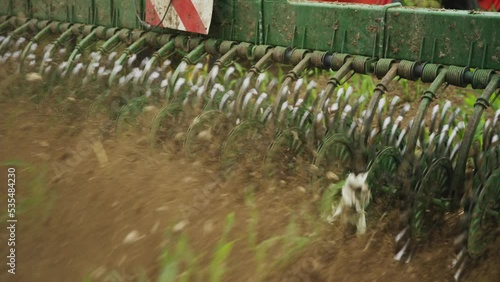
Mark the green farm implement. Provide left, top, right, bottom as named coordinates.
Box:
left=0, top=0, right=498, bottom=280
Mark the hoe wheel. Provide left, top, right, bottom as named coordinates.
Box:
left=410, top=157, right=453, bottom=242
left=467, top=169, right=500, bottom=259
left=366, top=146, right=402, bottom=196
left=149, top=102, right=183, bottom=147
left=311, top=133, right=353, bottom=188
left=264, top=127, right=306, bottom=177
left=220, top=119, right=265, bottom=172
left=184, top=110, right=227, bottom=159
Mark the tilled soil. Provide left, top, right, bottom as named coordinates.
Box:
left=0, top=76, right=498, bottom=282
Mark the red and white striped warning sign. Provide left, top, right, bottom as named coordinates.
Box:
left=145, top=0, right=213, bottom=35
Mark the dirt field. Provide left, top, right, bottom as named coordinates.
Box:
left=0, top=70, right=499, bottom=282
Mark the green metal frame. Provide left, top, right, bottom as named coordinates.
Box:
left=209, top=1, right=500, bottom=70
left=1, top=0, right=499, bottom=70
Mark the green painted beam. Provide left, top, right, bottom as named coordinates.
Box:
left=209, top=0, right=500, bottom=70
left=1, top=0, right=499, bottom=70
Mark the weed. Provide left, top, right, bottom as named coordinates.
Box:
left=0, top=161, right=53, bottom=223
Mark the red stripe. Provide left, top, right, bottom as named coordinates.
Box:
left=145, top=0, right=162, bottom=27
left=172, top=0, right=207, bottom=34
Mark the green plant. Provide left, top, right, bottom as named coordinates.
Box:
left=0, top=161, right=53, bottom=222
left=209, top=212, right=236, bottom=282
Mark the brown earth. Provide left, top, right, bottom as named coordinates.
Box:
left=0, top=71, right=498, bottom=282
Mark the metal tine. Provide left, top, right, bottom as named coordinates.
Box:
left=381, top=116, right=392, bottom=145
left=273, top=53, right=313, bottom=116
left=351, top=95, right=365, bottom=121
left=337, top=86, right=353, bottom=126
left=322, top=98, right=331, bottom=116
left=301, top=80, right=316, bottom=107
left=260, top=105, right=273, bottom=124
left=146, top=71, right=161, bottom=89
left=14, top=37, right=26, bottom=49
left=242, top=88, right=258, bottom=115
left=330, top=87, right=344, bottom=127
left=274, top=84, right=290, bottom=119
left=182, top=85, right=198, bottom=108
left=194, top=85, right=206, bottom=106
left=388, top=96, right=400, bottom=119
left=394, top=239, right=410, bottom=262
left=252, top=92, right=268, bottom=119
left=418, top=120, right=427, bottom=151
left=450, top=143, right=461, bottom=161
left=493, top=109, right=500, bottom=128
left=220, top=66, right=235, bottom=89
left=11, top=49, right=21, bottom=61
left=299, top=107, right=312, bottom=130
left=172, top=77, right=187, bottom=99
left=438, top=100, right=452, bottom=133
left=427, top=132, right=437, bottom=156
left=482, top=119, right=492, bottom=151
left=266, top=78, right=278, bottom=96
left=217, top=89, right=232, bottom=111
left=189, top=62, right=204, bottom=87
left=388, top=115, right=404, bottom=146
left=18, top=25, right=49, bottom=72
left=311, top=90, right=325, bottom=117
left=345, top=95, right=365, bottom=136
left=347, top=117, right=358, bottom=137
left=63, top=30, right=98, bottom=78
left=71, top=62, right=85, bottom=77
left=278, top=100, right=292, bottom=124
left=400, top=103, right=411, bottom=120
left=447, top=108, right=461, bottom=129
left=314, top=111, right=326, bottom=139
left=291, top=98, right=303, bottom=121
left=38, top=28, right=74, bottom=75
left=234, top=49, right=274, bottom=114
left=436, top=124, right=450, bottom=155
left=139, top=42, right=176, bottom=87
left=396, top=128, right=407, bottom=151
left=255, top=72, right=266, bottom=92
left=341, top=85, right=353, bottom=109
left=288, top=77, right=304, bottom=107
left=0, top=20, right=32, bottom=55
left=377, top=97, right=386, bottom=134
left=485, top=110, right=500, bottom=150
left=339, top=104, right=352, bottom=132
left=407, top=118, right=414, bottom=133
left=206, top=83, right=225, bottom=109
left=429, top=104, right=440, bottom=134
left=85, top=52, right=102, bottom=81
left=327, top=102, right=338, bottom=132
left=446, top=121, right=465, bottom=155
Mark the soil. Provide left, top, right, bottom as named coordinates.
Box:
left=0, top=70, right=498, bottom=282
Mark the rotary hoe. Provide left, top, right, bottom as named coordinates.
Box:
left=0, top=0, right=498, bottom=280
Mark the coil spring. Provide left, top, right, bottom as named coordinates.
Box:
left=219, top=40, right=237, bottom=54
left=446, top=65, right=469, bottom=87
left=374, top=58, right=395, bottom=78
left=397, top=60, right=417, bottom=80
left=331, top=53, right=350, bottom=70
left=352, top=56, right=369, bottom=74
left=289, top=49, right=309, bottom=65
left=421, top=64, right=442, bottom=83
left=272, top=46, right=292, bottom=64
left=310, top=50, right=327, bottom=69
left=253, top=45, right=272, bottom=59
left=205, top=38, right=221, bottom=56
left=472, top=69, right=494, bottom=89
